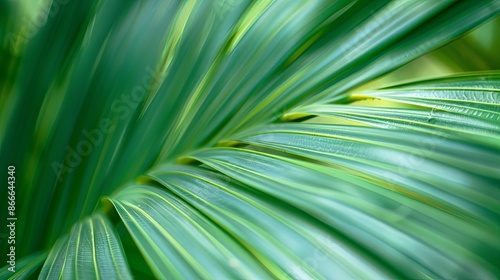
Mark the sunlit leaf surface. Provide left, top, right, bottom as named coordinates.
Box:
left=1, top=0, right=499, bottom=279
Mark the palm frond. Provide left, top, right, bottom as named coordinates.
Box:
left=1, top=0, right=499, bottom=279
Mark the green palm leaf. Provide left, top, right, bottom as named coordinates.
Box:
left=37, top=212, right=132, bottom=279
left=1, top=0, right=499, bottom=279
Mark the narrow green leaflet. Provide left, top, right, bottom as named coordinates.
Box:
left=38, top=212, right=132, bottom=279
left=215, top=0, right=453, bottom=138
left=189, top=147, right=500, bottom=280
left=350, top=74, right=500, bottom=124
left=287, top=104, right=500, bottom=146
left=1, top=0, right=499, bottom=261
left=233, top=123, right=500, bottom=179
left=306, top=1, right=500, bottom=105
left=381, top=72, right=500, bottom=89
left=116, top=222, right=156, bottom=279
left=232, top=123, right=500, bottom=224
left=1, top=0, right=500, bottom=278
left=0, top=251, right=46, bottom=280
left=148, top=164, right=393, bottom=279
left=108, top=184, right=272, bottom=279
